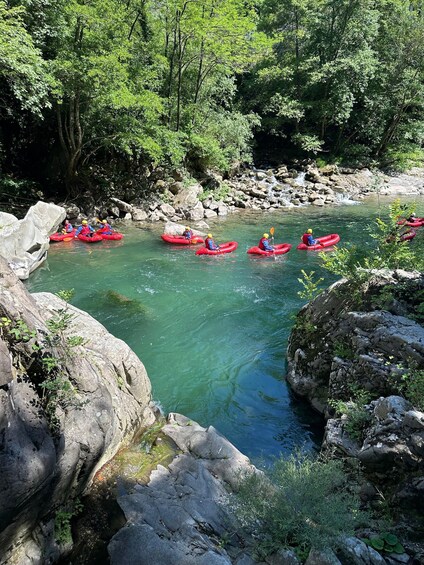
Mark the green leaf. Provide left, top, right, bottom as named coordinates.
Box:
left=381, top=532, right=398, bottom=546
left=370, top=538, right=385, bottom=551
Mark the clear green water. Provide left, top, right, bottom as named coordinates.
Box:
left=26, top=196, right=423, bottom=464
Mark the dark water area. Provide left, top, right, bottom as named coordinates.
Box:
left=26, top=196, right=423, bottom=465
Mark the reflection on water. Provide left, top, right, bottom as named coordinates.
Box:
left=27, top=197, right=423, bottom=464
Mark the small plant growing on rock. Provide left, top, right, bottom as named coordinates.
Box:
left=363, top=532, right=405, bottom=555
left=0, top=317, right=36, bottom=342
left=400, top=368, right=424, bottom=411
left=333, top=340, right=355, bottom=360
left=329, top=388, right=372, bottom=442
left=54, top=498, right=83, bottom=545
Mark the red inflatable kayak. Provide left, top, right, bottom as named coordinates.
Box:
left=50, top=229, right=76, bottom=242
left=77, top=234, right=103, bottom=243
left=97, top=231, right=123, bottom=240
left=397, top=218, right=424, bottom=227
left=161, top=234, right=204, bottom=245
left=247, top=243, right=292, bottom=256
left=297, top=234, right=340, bottom=250
left=400, top=230, right=416, bottom=241
left=196, top=241, right=238, bottom=255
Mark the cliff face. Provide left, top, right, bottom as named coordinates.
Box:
left=0, top=257, right=156, bottom=564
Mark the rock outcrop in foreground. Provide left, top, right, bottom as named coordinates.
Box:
left=108, top=413, right=259, bottom=565
left=0, top=257, right=155, bottom=564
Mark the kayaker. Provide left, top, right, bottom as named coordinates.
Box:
left=407, top=212, right=417, bottom=222
left=182, top=226, right=193, bottom=239
left=61, top=220, right=73, bottom=234
left=75, top=220, right=95, bottom=237
left=302, top=228, right=318, bottom=246
left=97, top=219, right=113, bottom=235
left=205, top=233, right=220, bottom=251
left=258, top=233, right=274, bottom=252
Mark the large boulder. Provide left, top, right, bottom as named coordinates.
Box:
left=0, top=257, right=155, bottom=563
left=108, top=413, right=257, bottom=565
left=163, top=221, right=205, bottom=237
left=173, top=183, right=203, bottom=208
left=0, top=201, right=65, bottom=279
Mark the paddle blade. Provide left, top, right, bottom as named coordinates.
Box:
left=270, top=227, right=275, bottom=236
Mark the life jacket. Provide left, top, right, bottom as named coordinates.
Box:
left=259, top=237, right=269, bottom=251
left=302, top=233, right=310, bottom=245
left=205, top=237, right=216, bottom=250
left=65, top=223, right=73, bottom=233
left=183, top=230, right=193, bottom=239
left=98, top=224, right=112, bottom=234
left=80, top=225, right=92, bottom=235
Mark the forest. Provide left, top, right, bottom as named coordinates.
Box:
left=0, top=0, right=423, bottom=206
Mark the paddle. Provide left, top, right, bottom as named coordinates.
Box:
left=269, top=226, right=276, bottom=258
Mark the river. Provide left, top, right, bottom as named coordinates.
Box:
left=26, top=196, right=423, bottom=465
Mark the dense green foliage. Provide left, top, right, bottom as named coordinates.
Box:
left=1, top=0, right=423, bottom=198
left=320, top=200, right=424, bottom=280
left=232, top=452, right=365, bottom=558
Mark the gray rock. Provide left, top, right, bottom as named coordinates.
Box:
left=132, top=208, right=149, bottom=221
left=0, top=201, right=65, bottom=279
left=173, top=184, right=203, bottom=208
left=266, top=549, right=300, bottom=565
left=374, top=396, right=413, bottom=421
left=305, top=548, right=342, bottom=565
left=188, top=201, right=205, bottom=221
left=0, top=338, right=13, bottom=386
left=337, top=537, right=387, bottom=564
left=0, top=258, right=155, bottom=561
left=109, top=413, right=257, bottom=565
left=160, top=203, right=176, bottom=216
left=110, top=197, right=134, bottom=213
left=0, top=211, right=19, bottom=227
left=204, top=209, right=218, bottom=219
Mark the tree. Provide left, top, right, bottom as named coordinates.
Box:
left=0, top=1, right=50, bottom=116
left=50, top=0, right=164, bottom=195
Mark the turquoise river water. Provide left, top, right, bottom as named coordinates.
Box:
left=26, top=196, right=423, bottom=465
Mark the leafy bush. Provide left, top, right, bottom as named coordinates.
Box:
left=320, top=200, right=424, bottom=280
left=232, top=452, right=366, bottom=558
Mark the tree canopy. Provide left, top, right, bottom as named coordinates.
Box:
left=1, top=0, right=423, bottom=198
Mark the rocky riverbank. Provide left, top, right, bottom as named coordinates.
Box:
left=287, top=269, right=424, bottom=562
left=58, top=165, right=424, bottom=227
